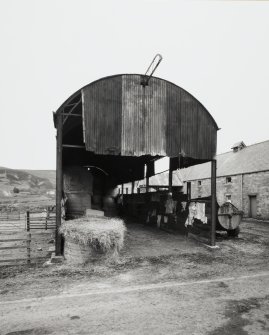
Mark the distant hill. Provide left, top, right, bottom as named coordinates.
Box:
left=23, top=170, right=56, bottom=187
left=0, top=167, right=55, bottom=198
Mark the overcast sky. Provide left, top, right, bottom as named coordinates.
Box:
left=0, top=0, right=268, bottom=170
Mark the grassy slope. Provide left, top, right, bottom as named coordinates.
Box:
left=0, top=167, right=55, bottom=210
left=23, top=170, right=56, bottom=187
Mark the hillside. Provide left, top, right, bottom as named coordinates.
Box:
left=23, top=170, right=56, bottom=187
left=0, top=167, right=55, bottom=198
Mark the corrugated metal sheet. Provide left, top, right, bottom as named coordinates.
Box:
left=122, top=75, right=167, bottom=156
left=166, top=82, right=181, bottom=156
left=82, top=76, right=122, bottom=155
left=82, top=74, right=217, bottom=160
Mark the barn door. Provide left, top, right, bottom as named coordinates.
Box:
left=249, top=195, right=257, bottom=218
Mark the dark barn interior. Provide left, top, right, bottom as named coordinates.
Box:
left=54, top=74, right=218, bottom=254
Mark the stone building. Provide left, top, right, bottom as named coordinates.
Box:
left=181, top=140, right=269, bottom=220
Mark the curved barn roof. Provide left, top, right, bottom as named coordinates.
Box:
left=56, top=74, right=218, bottom=161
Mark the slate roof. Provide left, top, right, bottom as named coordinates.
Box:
left=180, top=140, right=269, bottom=181
left=138, top=170, right=182, bottom=187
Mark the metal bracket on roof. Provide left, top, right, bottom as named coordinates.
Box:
left=141, top=54, right=163, bottom=86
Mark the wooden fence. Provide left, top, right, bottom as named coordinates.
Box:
left=0, top=234, right=31, bottom=265
left=26, top=211, right=56, bottom=231
left=0, top=210, right=56, bottom=266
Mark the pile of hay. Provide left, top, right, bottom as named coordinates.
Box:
left=60, top=216, right=126, bottom=254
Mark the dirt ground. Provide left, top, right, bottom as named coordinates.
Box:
left=0, top=219, right=269, bottom=334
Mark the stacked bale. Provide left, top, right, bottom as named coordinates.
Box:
left=60, top=216, right=126, bottom=264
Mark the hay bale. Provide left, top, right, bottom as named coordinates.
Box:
left=60, top=216, right=126, bottom=264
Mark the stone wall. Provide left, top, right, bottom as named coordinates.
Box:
left=242, top=171, right=269, bottom=220
left=184, top=170, right=269, bottom=220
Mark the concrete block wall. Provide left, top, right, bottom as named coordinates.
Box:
left=184, top=170, right=269, bottom=220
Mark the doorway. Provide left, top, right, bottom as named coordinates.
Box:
left=249, top=195, right=257, bottom=218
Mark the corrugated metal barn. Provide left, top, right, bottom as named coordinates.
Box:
left=53, top=74, right=219, bottom=254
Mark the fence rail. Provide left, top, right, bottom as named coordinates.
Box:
left=26, top=211, right=56, bottom=231
left=0, top=209, right=56, bottom=266
left=0, top=234, right=31, bottom=264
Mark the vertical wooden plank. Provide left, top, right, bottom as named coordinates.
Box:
left=56, top=112, right=63, bottom=256
left=211, top=159, right=217, bottom=246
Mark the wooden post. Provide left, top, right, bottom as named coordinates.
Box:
left=26, top=211, right=30, bottom=232
left=131, top=181, right=135, bottom=194
left=187, top=182, right=191, bottom=201
left=55, top=112, right=63, bottom=255
left=168, top=158, right=173, bottom=193
left=121, top=184, right=124, bottom=195
left=211, top=159, right=217, bottom=246
left=146, top=176, right=149, bottom=193
left=26, top=233, right=31, bottom=264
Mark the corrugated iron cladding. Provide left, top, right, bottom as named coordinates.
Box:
left=82, top=76, right=122, bottom=155
left=82, top=74, right=217, bottom=160
left=122, top=75, right=167, bottom=156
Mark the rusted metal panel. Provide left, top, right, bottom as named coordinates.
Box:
left=122, top=75, right=167, bottom=156
left=81, top=74, right=217, bottom=160
left=82, top=76, right=122, bottom=155
left=121, top=75, right=143, bottom=156
left=180, top=90, right=199, bottom=159
left=144, top=77, right=167, bottom=156
left=165, top=82, right=181, bottom=157
left=197, top=105, right=217, bottom=159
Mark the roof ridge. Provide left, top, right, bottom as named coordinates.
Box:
left=217, top=139, right=269, bottom=156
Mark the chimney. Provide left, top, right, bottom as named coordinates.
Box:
left=231, top=141, right=246, bottom=153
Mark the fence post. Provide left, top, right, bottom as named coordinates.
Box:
left=27, top=233, right=31, bottom=264
left=26, top=211, right=30, bottom=232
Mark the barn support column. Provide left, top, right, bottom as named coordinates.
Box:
left=145, top=163, right=150, bottom=193
left=146, top=177, right=149, bottom=193
left=168, top=158, right=173, bottom=193
left=211, top=159, right=217, bottom=246
left=55, top=112, right=63, bottom=255
left=187, top=182, right=191, bottom=201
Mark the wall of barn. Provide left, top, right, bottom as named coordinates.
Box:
left=63, top=166, right=93, bottom=217
left=63, top=165, right=119, bottom=217
left=184, top=171, right=269, bottom=219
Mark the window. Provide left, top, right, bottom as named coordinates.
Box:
left=198, top=180, right=202, bottom=186
left=226, top=195, right=231, bottom=202
left=226, top=176, right=232, bottom=183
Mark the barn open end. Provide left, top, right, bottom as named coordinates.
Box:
left=53, top=74, right=219, bottom=255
